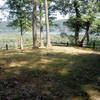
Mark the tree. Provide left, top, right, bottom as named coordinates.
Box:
left=54, top=0, right=82, bottom=45
left=89, top=18, right=100, bottom=34
left=32, top=0, right=38, bottom=48
left=6, top=0, right=32, bottom=50
left=77, top=0, right=98, bottom=46
left=55, top=0, right=99, bottom=46
left=37, top=0, right=55, bottom=48
left=39, top=3, right=44, bottom=47
left=38, top=0, right=44, bottom=47
left=44, top=0, right=52, bottom=47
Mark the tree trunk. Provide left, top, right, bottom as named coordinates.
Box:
left=87, top=32, right=89, bottom=45
left=74, top=1, right=81, bottom=46
left=44, top=0, right=51, bottom=47
left=39, top=3, right=44, bottom=48
left=20, top=34, right=23, bottom=50
left=20, top=20, right=24, bottom=50
left=80, top=22, right=90, bottom=47
left=32, top=0, right=38, bottom=48
left=6, top=44, right=8, bottom=50
left=75, top=25, right=80, bottom=45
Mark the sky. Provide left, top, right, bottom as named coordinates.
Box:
left=0, top=0, right=5, bottom=6
left=0, top=0, right=69, bottom=21
left=0, top=0, right=7, bottom=21
left=56, top=12, right=69, bottom=20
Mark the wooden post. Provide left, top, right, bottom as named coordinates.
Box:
left=67, top=41, right=69, bottom=46
left=93, top=41, right=95, bottom=49
left=6, top=44, right=8, bottom=50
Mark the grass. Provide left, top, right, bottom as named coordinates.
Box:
left=0, top=46, right=100, bottom=100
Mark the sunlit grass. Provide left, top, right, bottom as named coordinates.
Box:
left=0, top=47, right=100, bottom=100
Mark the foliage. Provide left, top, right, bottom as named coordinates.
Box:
left=54, top=0, right=100, bottom=45
left=63, top=0, right=98, bottom=31
left=6, top=0, right=32, bottom=33
left=89, top=18, right=100, bottom=34
left=60, top=32, right=67, bottom=38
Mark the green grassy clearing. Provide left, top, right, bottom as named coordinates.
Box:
left=0, top=47, right=100, bottom=100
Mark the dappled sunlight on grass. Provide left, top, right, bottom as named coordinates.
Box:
left=84, top=85, right=100, bottom=100
left=0, top=47, right=100, bottom=99
left=0, top=60, right=7, bottom=66
left=58, top=68, right=70, bottom=75
left=9, top=62, right=24, bottom=67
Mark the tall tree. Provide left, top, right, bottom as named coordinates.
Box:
left=33, top=0, right=38, bottom=48
left=44, top=0, right=52, bottom=47
left=55, top=0, right=99, bottom=46
left=54, top=0, right=82, bottom=45
left=39, top=3, right=44, bottom=47
left=79, top=0, right=98, bottom=46
left=37, top=0, right=45, bottom=47
left=6, top=0, right=32, bottom=50
left=37, top=0, right=55, bottom=48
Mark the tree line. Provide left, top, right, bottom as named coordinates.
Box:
left=6, top=0, right=53, bottom=49
left=1, top=0, right=100, bottom=49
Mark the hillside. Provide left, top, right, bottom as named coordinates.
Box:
left=0, top=21, right=19, bottom=34
left=0, top=19, right=71, bottom=35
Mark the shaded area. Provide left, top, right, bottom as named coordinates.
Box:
left=0, top=49, right=100, bottom=100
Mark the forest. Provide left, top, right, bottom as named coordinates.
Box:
left=0, top=0, right=100, bottom=100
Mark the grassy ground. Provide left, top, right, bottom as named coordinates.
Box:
left=0, top=46, right=100, bottom=100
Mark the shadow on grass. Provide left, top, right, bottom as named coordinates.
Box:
left=0, top=51, right=100, bottom=100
